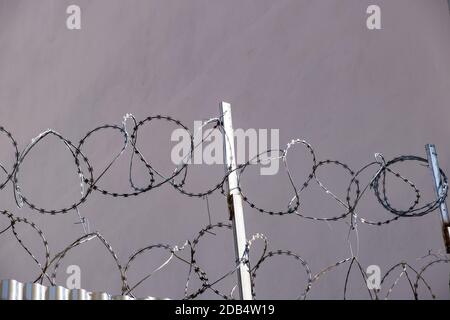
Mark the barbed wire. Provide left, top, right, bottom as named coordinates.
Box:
left=0, top=114, right=449, bottom=300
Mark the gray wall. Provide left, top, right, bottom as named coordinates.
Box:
left=0, top=0, right=449, bottom=299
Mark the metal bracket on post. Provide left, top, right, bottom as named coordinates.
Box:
left=425, top=144, right=450, bottom=254
left=220, top=101, right=253, bottom=300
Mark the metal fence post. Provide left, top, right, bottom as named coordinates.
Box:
left=220, top=101, right=253, bottom=300
left=425, top=144, right=450, bottom=253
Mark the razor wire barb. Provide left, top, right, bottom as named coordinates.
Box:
left=0, top=113, right=449, bottom=300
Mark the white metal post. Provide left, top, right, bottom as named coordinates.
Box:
left=220, top=101, right=253, bottom=300
left=425, top=144, right=450, bottom=253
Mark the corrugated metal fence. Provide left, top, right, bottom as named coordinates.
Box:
left=0, top=279, right=169, bottom=300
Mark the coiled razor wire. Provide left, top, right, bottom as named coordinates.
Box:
left=0, top=114, right=449, bottom=300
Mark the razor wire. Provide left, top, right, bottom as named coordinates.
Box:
left=0, top=113, right=449, bottom=300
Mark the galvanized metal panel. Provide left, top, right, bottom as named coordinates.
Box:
left=69, top=288, right=91, bottom=300
left=24, top=282, right=46, bottom=300
left=1, top=279, right=23, bottom=300
left=90, top=292, right=111, bottom=300
left=0, top=279, right=170, bottom=300
left=46, top=286, right=70, bottom=300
